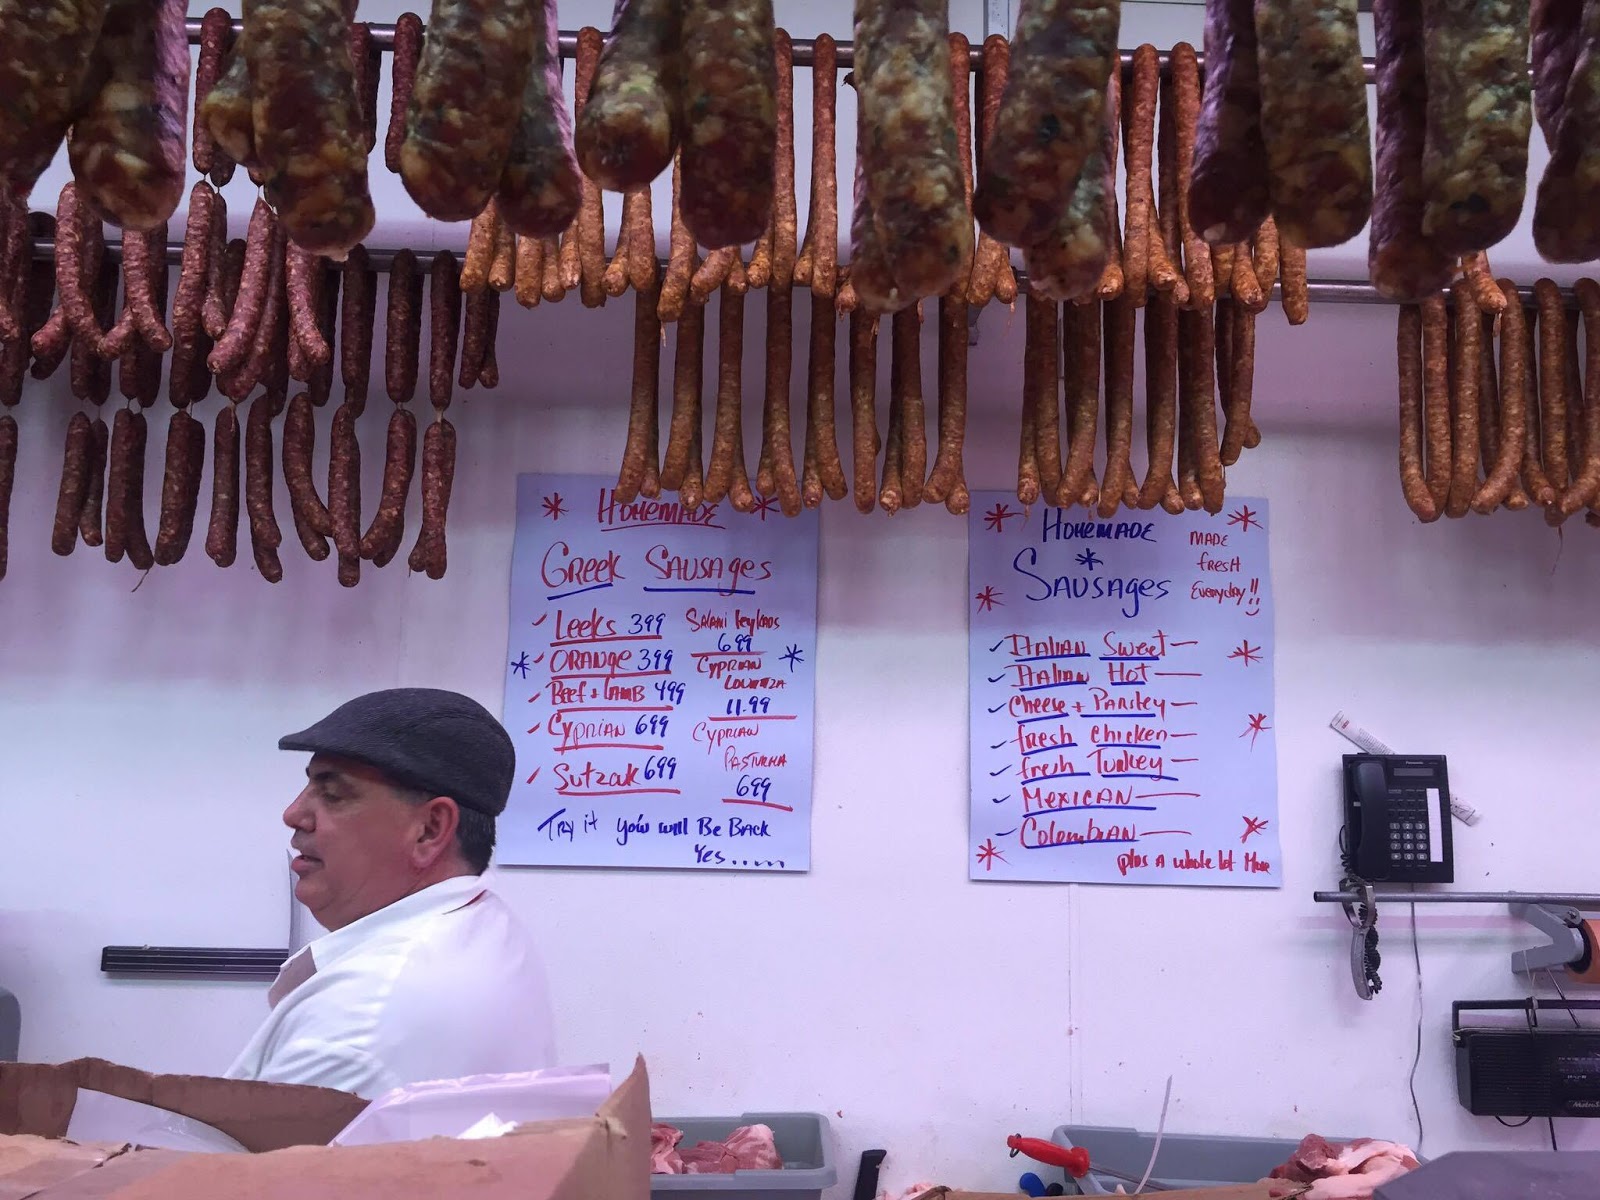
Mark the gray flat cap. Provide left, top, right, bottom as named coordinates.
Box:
left=280, top=688, right=515, bottom=817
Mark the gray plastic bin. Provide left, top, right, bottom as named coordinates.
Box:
left=1052, top=1125, right=1351, bottom=1196
left=652, top=1113, right=835, bottom=1200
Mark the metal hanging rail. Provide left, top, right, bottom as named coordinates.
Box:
left=1314, top=888, right=1600, bottom=907
left=179, top=17, right=1383, bottom=79
left=24, top=237, right=1578, bottom=309
left=132, top=20, right=1556, bottom=309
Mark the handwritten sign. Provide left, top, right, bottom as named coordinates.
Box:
left=499, top=474, right=818, bottom=872
left=967, top=495, right=1279, bottom=887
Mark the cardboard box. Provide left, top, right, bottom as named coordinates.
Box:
left=0, top=1056, right=651, bottom=1200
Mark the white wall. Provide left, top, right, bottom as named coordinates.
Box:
left=3, top=3, right=1599, bottom=1195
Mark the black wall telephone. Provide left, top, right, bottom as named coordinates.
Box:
left=1341, top=754, right=1454, bottom=883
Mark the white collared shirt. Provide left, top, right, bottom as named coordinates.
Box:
left=225, top=875, right=556, bottom=1098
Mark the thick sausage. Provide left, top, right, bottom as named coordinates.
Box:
left=1191, top=0, right=1271, bottom=244
left=329, top=401, right=360, bottom=586
left=477, top=291, right=501, bottom=390
left=854, top=0, right=973, bottom=300
left=399, top=0, right=533, bottom=222
left=1421, top=0, right=1531, bottom=254
left=76, top=414, right=109, bottom=546
left=340, top=245, right=375, bottom=413
left=153, top=408, right=205, bottom=564
left=283, top=392, right=332, bottom=560
left=704, top=283, right=754, bottom=511
left=458, top=290, right=491, bottom=390
left=798, top=33, right=839, bottom=300
left=1535, top=279, right=1569, bottom=495
left=1137, top=292, right=1179, bottom=509
left=1532, top=0, right=1581, bottom=148
left=1533, top=1, right=1600, bottom=262
left=246, top=0, right=374, bottom=255
left=202, top=35, right=257, bottom=173
left=679, top=0, right=777, bottom=248
left=763, top=284, right=801, bottom=515
left=803, top=294, right=847, bottom=503
left=0, top=0, right=107, bottom=200
left=385, top=248, right=422, bottom=404
left=407, top=416, right=456, bottom=580
left=1059, top=300, right=1100, bottom=506
left=973, top=0, right=1120, bottom=248
left=1255, top=0, right=1372, bottom=248
left=1369, top=0, right=1456, bottom=302
left=69, top=0, right=187, bottom=231
left=1025, top=295, right=1062, bottom=496
left=498, top=0, right=581, bottom=238
left=1179, top=303, right=1224, bottom=512
left=1280, top=239, right=1309, bottom=325
left=0, top=414, right=13, bottom=579
left=660, top=303, right=704, bottom=490
left=245, top=392, right=283, bottom=581
left=113, top=407, right=154, bottom=570
left=891, top=305, right=925, bottom=510
left=1219, top=301, right=1257, bottom=466
left=209, top=199, right=275, bottom=376
left=206, top=403, right=240, bottom=567
left=1099, top=294, right=1137, bottom=516
left=1419, top=293, right=1454, bottom=509
left=1396, top=305, right=1440, bottom=520
left=286, top=245, right=331, bottom=375
left=385, top=12, right=423, bottom=173
left=1561, top=277, right=1600, bottom=514
left=52, top=410, right=91, bottom=556
left=615, top=285, right=661, bottom=504
left=461, top=204, right=498, bottom=296
left=967, top=35, right=1010, bottom=308
left=1168, top=43, right=1213, bottom=306
left=849, top=310, right=880, bottom=513
left=361, top=406, right=417, bottom=566
left=658, top=157, right=696, bottom=321
left=847, top=155, right=904, bottom=314
left=576, top=1, right=681, bottom=190
left=515, top=234, right=544, bottom=308
left=1445, top=278, right=1481, bottom=518
left=168, top=184, right=216, bottom=407
left=1024, top=73, right=1118, bottom=303
left=429, top=250, right=461, bottom=409
left=1120, top=44, right=1159, bottom=304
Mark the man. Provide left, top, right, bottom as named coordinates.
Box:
left=226, top=688, right=556, bottom=1098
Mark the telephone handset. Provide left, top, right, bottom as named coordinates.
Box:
left=1341, top=754, right=1454, bottom=883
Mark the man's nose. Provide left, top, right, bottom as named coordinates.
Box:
left=283, top=788, right=314, bottom=830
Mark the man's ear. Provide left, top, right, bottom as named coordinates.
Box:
left=413, top=796, right=461, bottom=868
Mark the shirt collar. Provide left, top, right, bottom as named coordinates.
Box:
left=304, top=874, right=490, bottom=972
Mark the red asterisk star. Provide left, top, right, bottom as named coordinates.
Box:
left=541, top=493, right=566, bottom=520
left=983, top=502, right=1019, bottom=532
left=1228, top=640, right=1262, bottom=667
left=1226, top=504, right=1261, bottom=533
left=976, top=838, right=1007, bottom=871
left=974, top=585, right=1003, bottom=612
left=1239, top=713, right=1271, bottom=748
left=1240, top=816, right=1269, bottom=843
left=751, top=494, right=779, bottom=520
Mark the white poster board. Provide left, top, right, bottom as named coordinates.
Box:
left=967, top=495, right=1280, bottom=886
left=500, top=475, right=818, bottom=871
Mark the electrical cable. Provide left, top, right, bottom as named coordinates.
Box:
left=1407, top=895, right=1424, bottom=1157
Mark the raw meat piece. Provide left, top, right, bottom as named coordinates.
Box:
left=651, top=1122, right=685, bottom=1175
left=724, top=1124, right=782, bottom=1170
left=1266, top=1135, right=1418, bottom=1200
left=673, top=1124, right=784, bottom=1174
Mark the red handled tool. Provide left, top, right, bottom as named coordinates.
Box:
left=1006, top=1136, right=1172, bottom=1192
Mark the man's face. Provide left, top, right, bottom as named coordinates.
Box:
left=284, top=755, right=447, bottom=931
